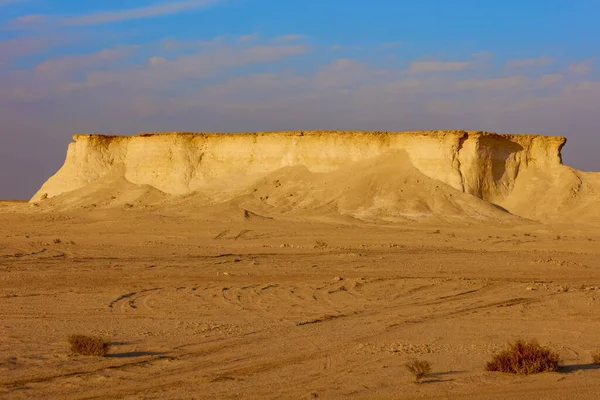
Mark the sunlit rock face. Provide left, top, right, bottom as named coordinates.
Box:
left=33, top=130, right=599, bottom=222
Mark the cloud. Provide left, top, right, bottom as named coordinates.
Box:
left=69, top=0, right=222, bottom=25
left=0, top=40, right=311, bottom=103
left=408, top=61, right=471, bottom=73
left=331, top=44, right=362, bottom=51
left=201, top=72, right=306, bottom=98
left=34, top=46, right=139, bottom=77
left=568, top=59, right=594, bottom=75
left=537, top=74, right=563, bottom=86
left=239, top=33, right=259, bottom=42
left=9, top=14, right=45, bottom=25
left=505, top=57, right=554, bottom=68
left=0, top=36, right=63, bottom=64
left=314, top=59, right=396, bottom=88
left=274, top=34, right=307, bottom=42
left=5, top=0, right=223, bottom=29
left=0, top=0, right=27, bottom=5
left=455, top=76, right=530, bottom=90
left=161, top=35, right=227, bottom=51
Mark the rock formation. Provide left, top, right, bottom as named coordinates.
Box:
left=31, top=131, right=599, bottom=223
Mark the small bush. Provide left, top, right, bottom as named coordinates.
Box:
left=592, top=351, right=600, bottom=365
left=405, top=359, right=432, bottom=383
left=53, top=239, right=62, bottom=244
left=314, top=241, right=328, bottom=249
left=68, top=334, right=112, bottom=356
left=486, top=339, right=560, bottom=374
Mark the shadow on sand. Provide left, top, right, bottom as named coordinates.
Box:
left=420, top=370, right=466, bottom=384
left=559, top=364, right=600, bottom=373
left=106, top=351, right=168, bottom=358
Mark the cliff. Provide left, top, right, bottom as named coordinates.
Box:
left=30, top=130, right=599, bottom=222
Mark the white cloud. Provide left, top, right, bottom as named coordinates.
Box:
left=0, top=0, right=28, bottom=5
left=34, top=46, right=139, bottom=77
left=0, top=36, right=66, bottom=63
left=9, top=14, right=45, bottom=25
left=274, top=34, right=307, bottom=42
left=537, top=74, right=563, bottom=86
left=331, top=44, right=362, bottom=51
left=5, top=0, right=223, bottom=29
left=408, top=61, right=471, bottom=73
left=67, top=0, right=223, bottom=25
left=505, top=57, right=554, bottom=68
left=455, top=76, right=529, bottom=90
left=568, top=60, right=594, bottom=75
left=0, top=40, right=311, bottom=102
left=239, top=33, right=259, bottom=42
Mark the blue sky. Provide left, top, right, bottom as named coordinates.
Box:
left=1, top=0, right=599, bottom=198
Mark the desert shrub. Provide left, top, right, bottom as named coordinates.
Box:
left=314, top=241, right=328, bottom=249
left=68, top=334, right=112, bottom=356
left=405, top=359, right=432, bottom=383
left=592, top=351, right=600, bottom=365
left=486, top=339, right=560, bottom=374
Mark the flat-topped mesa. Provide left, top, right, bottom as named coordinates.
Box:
left=31, top=130, right=567, bottom=208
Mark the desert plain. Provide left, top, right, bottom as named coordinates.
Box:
left=1, top=130, right=600, bottom=399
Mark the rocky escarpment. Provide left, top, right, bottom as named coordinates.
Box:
left=32, top=130, right=597, bottom=222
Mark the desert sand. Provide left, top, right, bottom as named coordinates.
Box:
left=1, top=131, right=600, bottom=399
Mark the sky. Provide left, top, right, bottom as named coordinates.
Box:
left=0, top=0, right=599, bottom=199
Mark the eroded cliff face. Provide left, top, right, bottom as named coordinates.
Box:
left=31, top=130, right=575, bottom=220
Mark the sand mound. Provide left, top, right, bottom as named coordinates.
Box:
left=221, top=151, right=516, bottom=223
left=36, top=164, right=169, bottom=212
left=502, top=166, right=600, bottom=223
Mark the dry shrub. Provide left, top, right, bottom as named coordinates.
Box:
left=486, top=339, right=560, bottom=374
left=405, top=359, right=432, bottom=383
left=592, top=351, right=600, bottom=365
left=68, top=334, right=112, bottom=356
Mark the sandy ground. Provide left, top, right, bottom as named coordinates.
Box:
left=1, top=202, right=600, bottom=399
